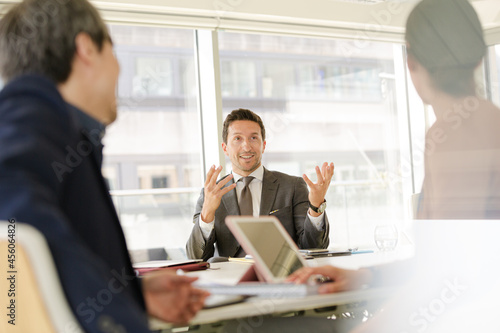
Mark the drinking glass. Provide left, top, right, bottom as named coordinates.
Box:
left=374, top=224, right=398, bottom=251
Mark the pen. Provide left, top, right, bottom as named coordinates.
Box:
left=228, top=257, right=254, bottom=263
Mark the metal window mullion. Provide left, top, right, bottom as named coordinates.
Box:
left=194, top=30, right=226, bottom=182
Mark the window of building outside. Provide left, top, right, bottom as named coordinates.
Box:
left=219, top=32, right=411, bottom=249
left=104, top=25, right=203, bottom=255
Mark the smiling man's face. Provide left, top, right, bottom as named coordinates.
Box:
left=222, top=120, right=266, bottom=176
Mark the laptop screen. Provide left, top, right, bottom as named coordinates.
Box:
left=233, top=218, right=305, bottom=279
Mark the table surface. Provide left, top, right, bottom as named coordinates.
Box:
left=149, top=248, right=413, bottom=330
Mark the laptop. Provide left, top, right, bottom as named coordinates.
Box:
left=226, top=215, right=310, bottom=283
left=197, top=216, right=319, bottom=299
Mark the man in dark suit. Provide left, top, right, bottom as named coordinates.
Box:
left=186, top=109, right=334, bottom=260
left=0, top=0, right=207, bottom=331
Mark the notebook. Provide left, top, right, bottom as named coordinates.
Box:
left=133, top=259, right=209, bottom=275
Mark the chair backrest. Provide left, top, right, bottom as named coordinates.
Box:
left=0, top=221, right=83, bottom=333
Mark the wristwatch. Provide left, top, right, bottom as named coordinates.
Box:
left=309, top=199, right=327, bottom=214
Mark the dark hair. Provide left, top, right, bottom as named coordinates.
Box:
left=222, top=109, right=266, bottom=144
left=405, top=0, right=486, bottom=97
left=0, top=0, right=110, bottom=83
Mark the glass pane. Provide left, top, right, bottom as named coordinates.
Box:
left=220, top=60, right=257, bottom=97
left=489, top=45, right=500, bottom=107
left=106, top=25, right=202, bottom=254
left=219, top=32, right=410, bottom=249
left=133, top=57, right=173, bottom=97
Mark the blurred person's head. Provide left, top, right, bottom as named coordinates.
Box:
left=405, top=0, right=485, bottom=100
left=0, top=0, right=119, bottom=124
left=0, top=0, right=110, bottom=83
left=222, top=109, right=266, bottom=176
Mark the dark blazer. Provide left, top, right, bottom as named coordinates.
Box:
left=186, top=168, right=330, bottom=260
left=0, top=75, right=151, bottom=332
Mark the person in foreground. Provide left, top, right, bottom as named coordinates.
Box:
left=186, top=108, right=334, bottom=260
left=0, top=0, right=207, bottom=331
left=287, top=0, right=500, bottom=332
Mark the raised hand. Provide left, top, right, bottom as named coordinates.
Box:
left=200, top=165, right=237, bottom=223
left=303, top=162, right=334, bottom=211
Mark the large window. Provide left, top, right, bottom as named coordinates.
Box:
left=219, top=32, right=412, bottom=249
left=104, top=25, right=203, bottom=253
left=104, top=29, right=422, bottom=253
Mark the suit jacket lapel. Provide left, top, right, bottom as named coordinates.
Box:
left=221, top=177, right=240, bottom=215
left=220, top=177, right=241, bottom=257
left=260, top=168, right=279, bottom=215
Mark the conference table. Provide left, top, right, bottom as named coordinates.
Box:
left=149, top=247, right=414, bottom=333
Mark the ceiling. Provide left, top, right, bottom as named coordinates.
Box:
left=1, top=0, right=500, bottom=44
left=90, top=0, right=500, bottom=43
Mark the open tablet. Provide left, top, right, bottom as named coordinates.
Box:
left=226, top=216, right=309, bottom=283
